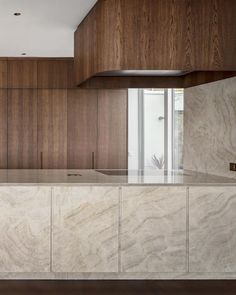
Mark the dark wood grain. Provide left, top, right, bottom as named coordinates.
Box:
left=38, top=59, right=75, bottom=89
left=184, top=71, right=236, bottom=88
left=0, top=61, right=7, bottom=88
left=0, top=90, right=7, bottom=168
left=37, top=90, right=67, bottom=169
left=67, top=89, right=98, bottom=169
left=78, top=72, right=236, bottom=89
left=74, top=0, right=236, bottom=86
left=8, top=60, right=37, bottom=88
left=8, top=90, right=38, bottom=169
left=79, top=76, right=184, bottom=89
left=0, top=280, right=236, bottom=295
left=97, top=89, right=128, bottom=169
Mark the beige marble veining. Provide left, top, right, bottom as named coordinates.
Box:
left=52, top=186, right=119, bottom=273
left=121, top=186, right=187, bottom=273
left=0, top=169, right=234, bottom=185
left=189, top=186, right=236, bottom=272
left=0, top=186, right=51, bottom=272
left=184, top=77, right=236, bottom=179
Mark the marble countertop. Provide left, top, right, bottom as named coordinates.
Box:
left=0, top=169, right=235, bottom=186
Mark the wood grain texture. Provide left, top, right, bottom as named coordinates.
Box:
left=0, top=186, right=51, bottom=272
left=0, top=90, right=7, bottom=168
left=67, top=89, right=98, bottom=169
left=74, top=0, right=236, bottom=85
left=0, top=61, right=7, bottom=88
left=1, top=280, right=236, bottom=295
left=189, top=187, right=236, bottom=272
left=8, top=60, right=37, bottom=88
left=78, top=72, right=236, bottom=89
left=121, top=186, right=187, bottom=273
left=52, top=186, right=119, bottom=273
left=8, top=90, right=38, bottom=169
left=97, top=89, right=128, bottom=169
left=38, top=90, right=67, bottom=169
left=38, top=59, right=75, bottom=89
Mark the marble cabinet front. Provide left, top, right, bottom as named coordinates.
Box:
left=121, top=186, right=187, bottom=273
left=52, top=186, right=119, bottom=273
left=189, top=186, right=236, bottom=273
left=0, top=186, right=51, bottom=272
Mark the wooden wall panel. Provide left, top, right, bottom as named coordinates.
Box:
left=38, top=90, right=67, bottom=169
left=0, top=61, right=7, bottom=88
left=97, top=89, right=128, bottom=169
left=8, top=90, right=38, bottom=169
left=38, top=60, right=75, bottom=89
left=8, top=60, right=37, bottom=88
left=67, top=90, right=98, bottom=169
left=0, top=90, right=7, bottom=168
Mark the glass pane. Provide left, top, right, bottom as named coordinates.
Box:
left=143, top=89, right=165, bottom=170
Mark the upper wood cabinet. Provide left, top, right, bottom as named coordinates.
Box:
left=67, top=89, right=98, bottom=169
left=7, top=90, right=38, bottom=169
left=0, top=61, right=7, bottom=88
left=37, top=90, right=67, bottom=169
left=74, top=0, right=236, bottom=86
left=8, top=60, right=37, bottom=88
left=97, top=89, right=128, bottom=169
left=37, top=59, right=75, bottom=89
left=0, top=90, right=7, bottom=169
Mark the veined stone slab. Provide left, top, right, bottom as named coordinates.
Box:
left=0, top=186, right=51, bottom=272
left=52, top=186, right=119, bottom=272
left=121, top=186, right=187, bottom=273
left=189, top=186, right=236, bottom=272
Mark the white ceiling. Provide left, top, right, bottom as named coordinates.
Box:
left=0, top=0, right=97, bottom=57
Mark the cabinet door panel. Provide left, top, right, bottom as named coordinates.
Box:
left=8, top=60, right=37, bottom=88
left=8, top=90, right=38, bottom=169
left=67, top=89, right=97, bottom=169
left=0, top=186, right=51, bottom=272
left=0, top=90, right=7, bottom=168
left=0, top=61, right=7, bottom=88
left=38, top=90, right=67, bottom=169
left=189, top=186, right=236, bottom=272
left=52, top=186, right=119, bottom=272
left=121, top=186, right=187, bottom=272
left=97, top=90, right=128, bottom=169
left=38, top=60, right=74, bottom=88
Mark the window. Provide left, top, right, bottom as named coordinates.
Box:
left=128, top=88, right=184, bottom=171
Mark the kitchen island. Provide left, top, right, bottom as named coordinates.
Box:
left=0, top=169, right=235, bottom=280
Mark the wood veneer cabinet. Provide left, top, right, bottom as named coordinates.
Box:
left=8, top=90, right=38, bottom=169
left=37, top=90, right=67, bottom=169
left=0, top=61, right=7, bottom=88
left=97, top=90, right=128, bottom=169
left=67, top=89, right=128, bottom=170
left=74, top=0, right=236, bottom=86
left=8, top=60, right=37, bottom=88
left=0, top=90, right=7, bottom=168
left=38, top=59, right=75, bottom=89
left=67, top=89, right=98, bottom=169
